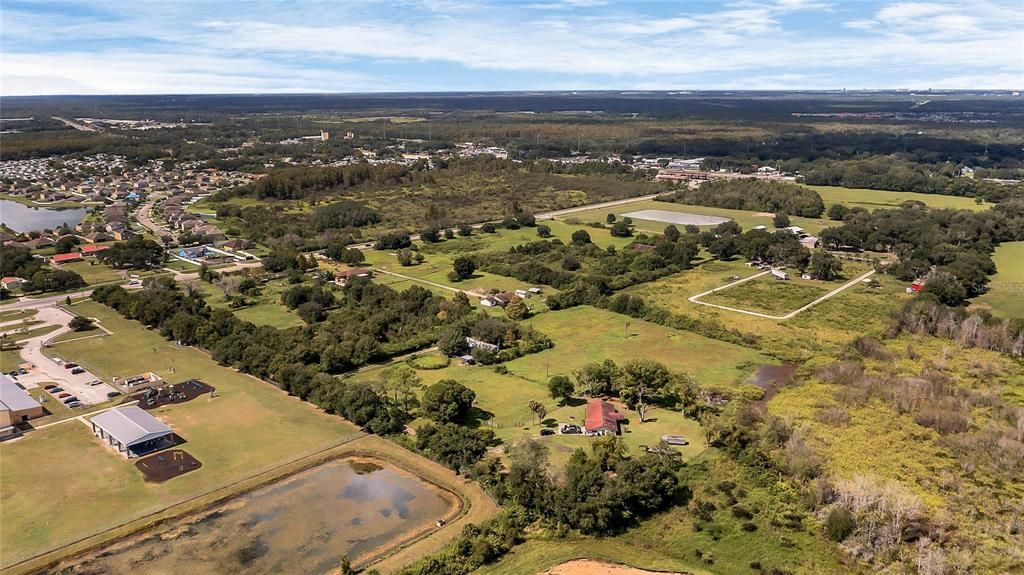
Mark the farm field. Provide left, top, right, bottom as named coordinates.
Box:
left=0, top=301, right=363, bottom=567
left=807, top=185, right=989, bottom=212
left=971, top=241, right=1024, bottom=318
left=354, top=306, right=769, bottom=467
left=559, top=199, right=829, bottom=235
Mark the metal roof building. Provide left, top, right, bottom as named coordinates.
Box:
left=90, top=406, right=173, bottom=458
left=0, top=374, right=42, bottom=413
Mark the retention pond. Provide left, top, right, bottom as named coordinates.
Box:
left=52, top=457, right=458, bottom=575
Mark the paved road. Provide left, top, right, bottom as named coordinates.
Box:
left=9, top=306, right=118, bottom=405
left=689, top=269, right=876, bottom=320
left=51, top=116, right=96, bottom=132
left=135, top=201, right=172, bottom=239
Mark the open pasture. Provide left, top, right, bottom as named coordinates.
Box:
left=971, top=241, right=1024, bottom=319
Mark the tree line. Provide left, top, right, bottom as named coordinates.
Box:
left=657, top=180, right=826, bottom=218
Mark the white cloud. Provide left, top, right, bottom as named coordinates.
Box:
left=0, top=0, right=1021, bottom=94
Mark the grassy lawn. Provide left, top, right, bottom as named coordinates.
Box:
left=808, top=185, right=989, bottom=212
left=1, top=349, right=27, bottom=372
left=559, top=199, right=829, bottom=236
left=0, top=301, right=362, bottom=566
left=188, top=278, right=305, bottom=330
left=0, top=309, right=37, bottom=321
left=1, top=324, right=59, bottom=342
left=58, top=260, right=157, bottom=285
left=971, top=241, right=1024, bottom=319
left=701, top=275, right=831, bottom=316
left=355, top=306, right=767, bottom=468
left=163, top=258, right=199, bottom=271
left=624, top=259, right=909, bottom=360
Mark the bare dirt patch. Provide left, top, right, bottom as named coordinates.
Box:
left=135, top=449, right=202, bottom=483
left=543, top=559, right=687, bottom=575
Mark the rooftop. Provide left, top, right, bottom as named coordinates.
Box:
left=0, top=375, right=41, bottom=412
left=90, top=406, right=172, bottom=447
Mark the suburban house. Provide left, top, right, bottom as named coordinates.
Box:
left=1, top=375, right=45, bottom=439
left=1, top=277, right=25, bottom=291
left=49, top=252, right=84, bottom=265
left=334, top=268, right=373, bottom=286
left=220, top=238, right=255, bottom=252
left=584, top=399, right=626, bottom=436
left=81, top=231, right=113, bottom=244
left=25, top=237, right=55, bottom=249
left=89, top=406, right=174, bottom=458
left=80, top=244, right=112, bottom=256
left=482, top=292, right=515, bottom=307
left=175, top=246, right=208, bottom=261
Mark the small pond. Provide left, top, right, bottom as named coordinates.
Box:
left=53, top=458, right=457, bottom=575
left=0, top=199, right=87, bottom=233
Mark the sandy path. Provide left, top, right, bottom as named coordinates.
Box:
left=543, top=559, right=686, bottom=575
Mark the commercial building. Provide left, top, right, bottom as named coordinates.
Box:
left=0, top=375, right=45, bottom=439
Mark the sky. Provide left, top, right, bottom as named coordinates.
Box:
left=1, top=0, right=1022, bottom=95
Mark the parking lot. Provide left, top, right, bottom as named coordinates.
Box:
left=12, top=355, right=119, bottom=407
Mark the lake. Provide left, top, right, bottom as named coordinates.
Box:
left=0, top=199, right=87, bottom=233
left=52, top=458, right=458, bottom=575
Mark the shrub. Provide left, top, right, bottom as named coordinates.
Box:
left=825, top=507, right=855, bottom=542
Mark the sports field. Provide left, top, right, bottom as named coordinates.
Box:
left=971, top=241, right=1024, bottom=318
left=0, top=301, right=362, bottom=567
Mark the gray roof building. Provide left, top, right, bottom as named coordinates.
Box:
left=0, top=374, right=41, bottom=412
left=90, top=406, right=173, bottom=458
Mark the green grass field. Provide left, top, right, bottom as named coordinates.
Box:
left=58, top=260, right=158, bottom=285
left=0, top=301, right=362, bottom=566
left=356, top=306, right=768, bottom=467
left=972, top=241, right=1024, bottom=319
left=624, top=258, right=908, bottom=360
left=701, top=275, right=831, bottom=316
left=188, top=278, right=305, bottom=329
left=808, top=185, right=989, bottom=212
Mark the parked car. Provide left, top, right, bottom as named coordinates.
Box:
left=63, top=363, right=78, bottom=370
left=58, top=392, right=71, bottom=398
left=65, top=401, right=83, bottom=408
left=18, top=368, right=27, bottom=375
left=6, top=371, right=17, bottom=377
left=62, top=397, right=79, bottom=405
left=44, top=384, right=57, bottom=390
left=539, top=429, right=555, bottom=436
left=106, top=391, right=121, bottom=398
left=89, top=380, right=103, bottom=386
left=49, top=387, right=64, bottom=394
left=70, top=367, right=86, bottom=375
